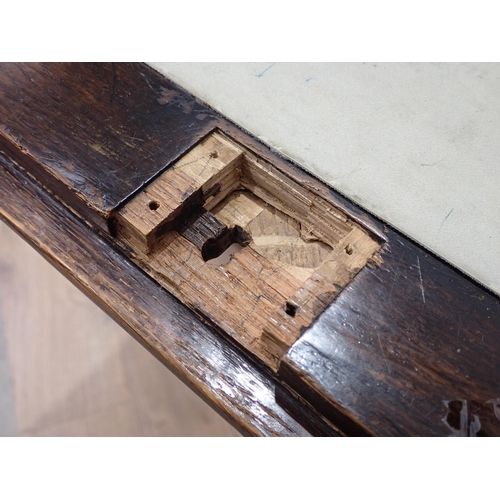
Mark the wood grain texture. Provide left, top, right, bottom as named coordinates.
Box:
left=115, top=130, right=381, bottom=371
left=116, top=131, right=243, bottom=252
left=0, top=221, right=240, bottom=436
left=213, top=190, right=332, bottom=283
left=2, top=62, right=499, bottom=436
left=0, top=63, right=218, bottom=231
left=281, top=227, right=500, bottom=436
left=0, top=151, right=335, bottom=437
left=0, top=63, right=384, bottom=239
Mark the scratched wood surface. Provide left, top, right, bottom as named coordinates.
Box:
left=280, top=226, right=500, bottom=436
left=1, top=62, right=499, bottom=435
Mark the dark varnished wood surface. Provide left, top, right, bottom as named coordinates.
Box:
left=0, top=63, right=383, bottom=238
left=0, top=63, right=218, bottom=230
left=281, top=227, right=500, bottom=436
left=1, top=62, right=499, bottom=436
left=0, top=151, right=338, bottom=436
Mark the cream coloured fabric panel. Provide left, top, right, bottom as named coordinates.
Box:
left=150, top=63, right=500, bottom=296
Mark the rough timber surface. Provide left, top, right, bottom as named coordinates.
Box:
left=116, top=129, right=381, bottom=372
left=0, top=152, right=337, bottom=437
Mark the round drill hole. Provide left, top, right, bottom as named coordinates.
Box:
left=148, top=200, right=160, bottom=211
left=284, top=302, right=298, bottom=317
left=344, top=244, right=354, bottom=255
left=209, top=150, right=218, bottom=158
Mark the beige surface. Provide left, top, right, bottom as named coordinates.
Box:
left=0, top=221, right=240, bottom=437
left=151, top=62, right=500, bottom=296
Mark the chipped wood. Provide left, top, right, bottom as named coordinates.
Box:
left=116, top=131, right=243, bottom=253
left=116, top=131, right=382, bottom=371
left=3, top=63, right=499, bottom=436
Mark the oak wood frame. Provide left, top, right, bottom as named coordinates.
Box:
left=0, top=63, right=499, bottom=436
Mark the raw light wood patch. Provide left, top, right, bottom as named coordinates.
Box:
left=212, top=191, right=332, bottom=283
left=116, top=131, right=382, bottom=370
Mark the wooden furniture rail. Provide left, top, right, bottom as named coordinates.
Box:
left=0, top=63, right=499, bottom=436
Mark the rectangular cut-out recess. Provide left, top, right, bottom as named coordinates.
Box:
left=115, top=131, right=382, bottom=371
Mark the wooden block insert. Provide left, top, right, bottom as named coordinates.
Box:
left=115, top=130, right=382, bottom=371
left=117, top=132, right=243, bottom=253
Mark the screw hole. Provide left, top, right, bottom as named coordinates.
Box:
left=345, top=244, right=354, bottom=255
left=209, top=150, right=218, bottom=158
left=284, top=302, right=298, bottom=317
left=148, top=200, right=160, bottom=211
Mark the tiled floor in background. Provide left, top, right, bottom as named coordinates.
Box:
left=0, top=221, right=240, bottom=437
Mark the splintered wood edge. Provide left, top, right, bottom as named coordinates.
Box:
left=115, top=130, right=383, bottom=371
left=115, top=131, right=244, bottom=253
left=0, top=152, right=318, bottom=437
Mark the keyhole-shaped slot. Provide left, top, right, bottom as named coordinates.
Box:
left=205, top=242, right=244, bottom=266
left=202, top=225, right=250, bottom=263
